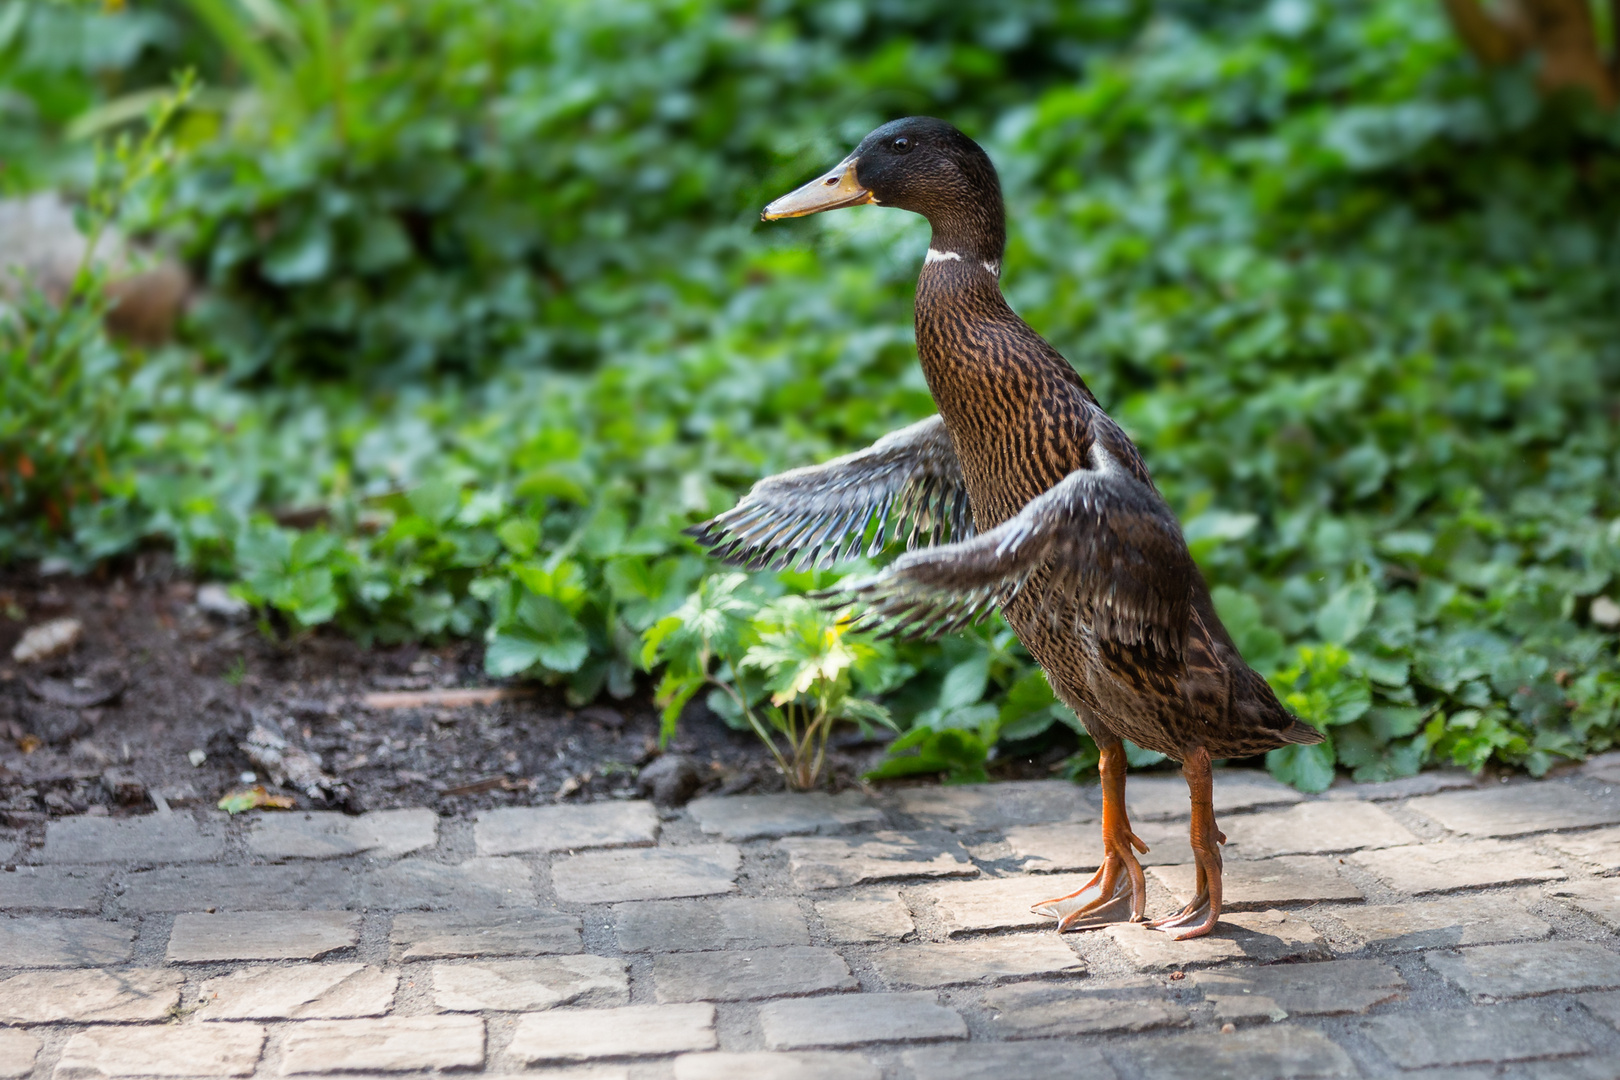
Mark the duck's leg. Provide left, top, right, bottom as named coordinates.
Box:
left=1032, top=734, right=1148, bottom=931
left=1148, top=745, right=1224, bottom=940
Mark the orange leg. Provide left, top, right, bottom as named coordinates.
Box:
left=1148, top=745, right=1224, bottom=940
left=1032, top=736, right=1148, bottom=931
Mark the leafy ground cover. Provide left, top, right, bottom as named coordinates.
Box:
left=3, top=0, right=1618, bottom=790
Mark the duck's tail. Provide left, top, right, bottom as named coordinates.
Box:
left=1233, top=665, right=1326, bottom=746
left=1277, top=717, right=1326, bottom=746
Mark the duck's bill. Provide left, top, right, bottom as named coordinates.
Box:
left=762, top=156, right=873, bottom=220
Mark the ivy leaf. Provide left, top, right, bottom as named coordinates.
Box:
left=1267, top=740, right=1337, bottom=793
left=937, top=655, right=990, bottom=712
left=351, top=214, right=413, bottom=274
left=1211, top=585, right=1285, bottom=672
left=1316, top=581, right=1377, bottom=645
left=1123, top=739, right=1166, bottom=767
left=484, top=593, right=589, bottom=676
left=496, top=518, right=541, bottom=558
left=1272, top=645, right=1372, bottom=728
left=407, top=480, right=461, bottom=526
left=261, top=216, right=332, bottom=285
left=866, top=726, right=990, bottom=784
left=1182, top=510, right=1259, bottom=563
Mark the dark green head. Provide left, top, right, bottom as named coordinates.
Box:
left=764, top=117, right=1006, bottom=265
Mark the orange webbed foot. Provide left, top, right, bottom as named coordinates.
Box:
left=1031, top=738, right=1147, bottom=932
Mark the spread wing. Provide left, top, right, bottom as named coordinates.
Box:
left=823, top=427, right=1194, bottom=654
left=686, top=415, right=972, bottom=572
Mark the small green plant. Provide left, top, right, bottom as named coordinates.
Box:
left=642, top=575, right=899, bottom=791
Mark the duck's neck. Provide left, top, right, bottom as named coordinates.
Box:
left=912, top=210, right=1011, bottom=370
left=912, top=218, right=1097, bottom=515
left=912, top=244, right=1013, bottom=399
left=924, top=205, right=1005, bottom=271
left=911, top=213, right=1049, bottom=401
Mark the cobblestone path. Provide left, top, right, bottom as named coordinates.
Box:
left=3, top=759, right=1620, bottom=1078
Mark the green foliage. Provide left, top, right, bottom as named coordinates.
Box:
left=5, top=0, right=1620, bottom=792
left=642, top=575, right=899, bottom=789
left=989, top=2, right=1620, bottom=784
left=1, top=79, right=192, bottom=555
left=147, top=0, right=1128, bottom=381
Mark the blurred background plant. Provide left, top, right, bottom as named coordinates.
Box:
left=2, top=0, right=1619, bottom=791
left=1, top=73, right=191, bottom=557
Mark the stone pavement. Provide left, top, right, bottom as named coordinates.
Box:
left=3, top=760, right=1620, bottom=1079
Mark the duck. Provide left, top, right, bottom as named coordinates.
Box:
left=687, top=117, right=1323, bottom=940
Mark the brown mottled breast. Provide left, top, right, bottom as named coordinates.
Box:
left=914, top=257, right=1103, bottom=528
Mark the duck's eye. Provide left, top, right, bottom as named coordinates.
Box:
left=891, top=137, right=911, bottom=153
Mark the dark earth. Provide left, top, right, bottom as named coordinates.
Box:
left=0, top=557, right=1078, bottom=844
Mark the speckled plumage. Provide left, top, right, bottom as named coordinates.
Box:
left=692, top=115, right=1322, bottom=939
left=694, top=118, right=1319, bottom=765
left=908, top=253, right=1318, bottom=761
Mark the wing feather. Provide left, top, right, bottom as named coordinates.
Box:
left=687, top=415, right=972, bottom=572
left=823, top=431, right=1194, bottom=654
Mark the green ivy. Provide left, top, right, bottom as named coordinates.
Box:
left=4, top=0, right=1620, bottom=789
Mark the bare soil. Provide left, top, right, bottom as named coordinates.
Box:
left=0, top=560, right=1073, bottom=843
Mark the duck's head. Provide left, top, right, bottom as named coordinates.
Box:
left=763, top=117, right=1006, bottom=266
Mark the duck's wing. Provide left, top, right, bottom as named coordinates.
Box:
left=686, top=415, right=972, bottom=572
left=824, top=424, right=1194, bottom=654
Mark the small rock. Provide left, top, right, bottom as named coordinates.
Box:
left=869, top=934, right=1084, bottom=989
left=54, top=1024, right=264, bottom=1078
left=1593, top=596, right=1620, bottom=628
left=24, top=702, right=92, bottom=745
left=11, top=618, right=81, bottom=664
left=552, top=845, right=739, bottom=903
left=196, top=583, right=250, bottom=621
left=100, top=768, right=146, bottom=806
left=0, top=193, right=190, bottom=346
left=1106, top=910, right=1328, bottom=971
left=779, top=831, right=977, bottom=890
left=760, top=992, right=965, bottom=1049
left=815, top=889, right=915, bottom=944
left=640, top=754, right=705, bottom=807
left=280, top=1015, right=483, bottom=1074
left=579, top=705, right=627, bottom=730
left=615, top=898, right=809, bottom=953
left=154, top=782, right=202, bottom=807
left=475, top=802, right=658, bottom=856
left=982, top=979, right=1190, bottom=1038
left=25, top=673, right=124, bottom=708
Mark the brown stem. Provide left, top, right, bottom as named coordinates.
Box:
left=1520, top=0, right=1617, bottom=107
left=1441, top=0, right=1617, bottom=108
left=1441, top=0, right=1529, bottom=65
left=1610, top=0, right=1620, bottom=80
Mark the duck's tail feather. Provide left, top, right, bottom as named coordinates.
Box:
left=1277, top=718, right=1326, bottom=746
